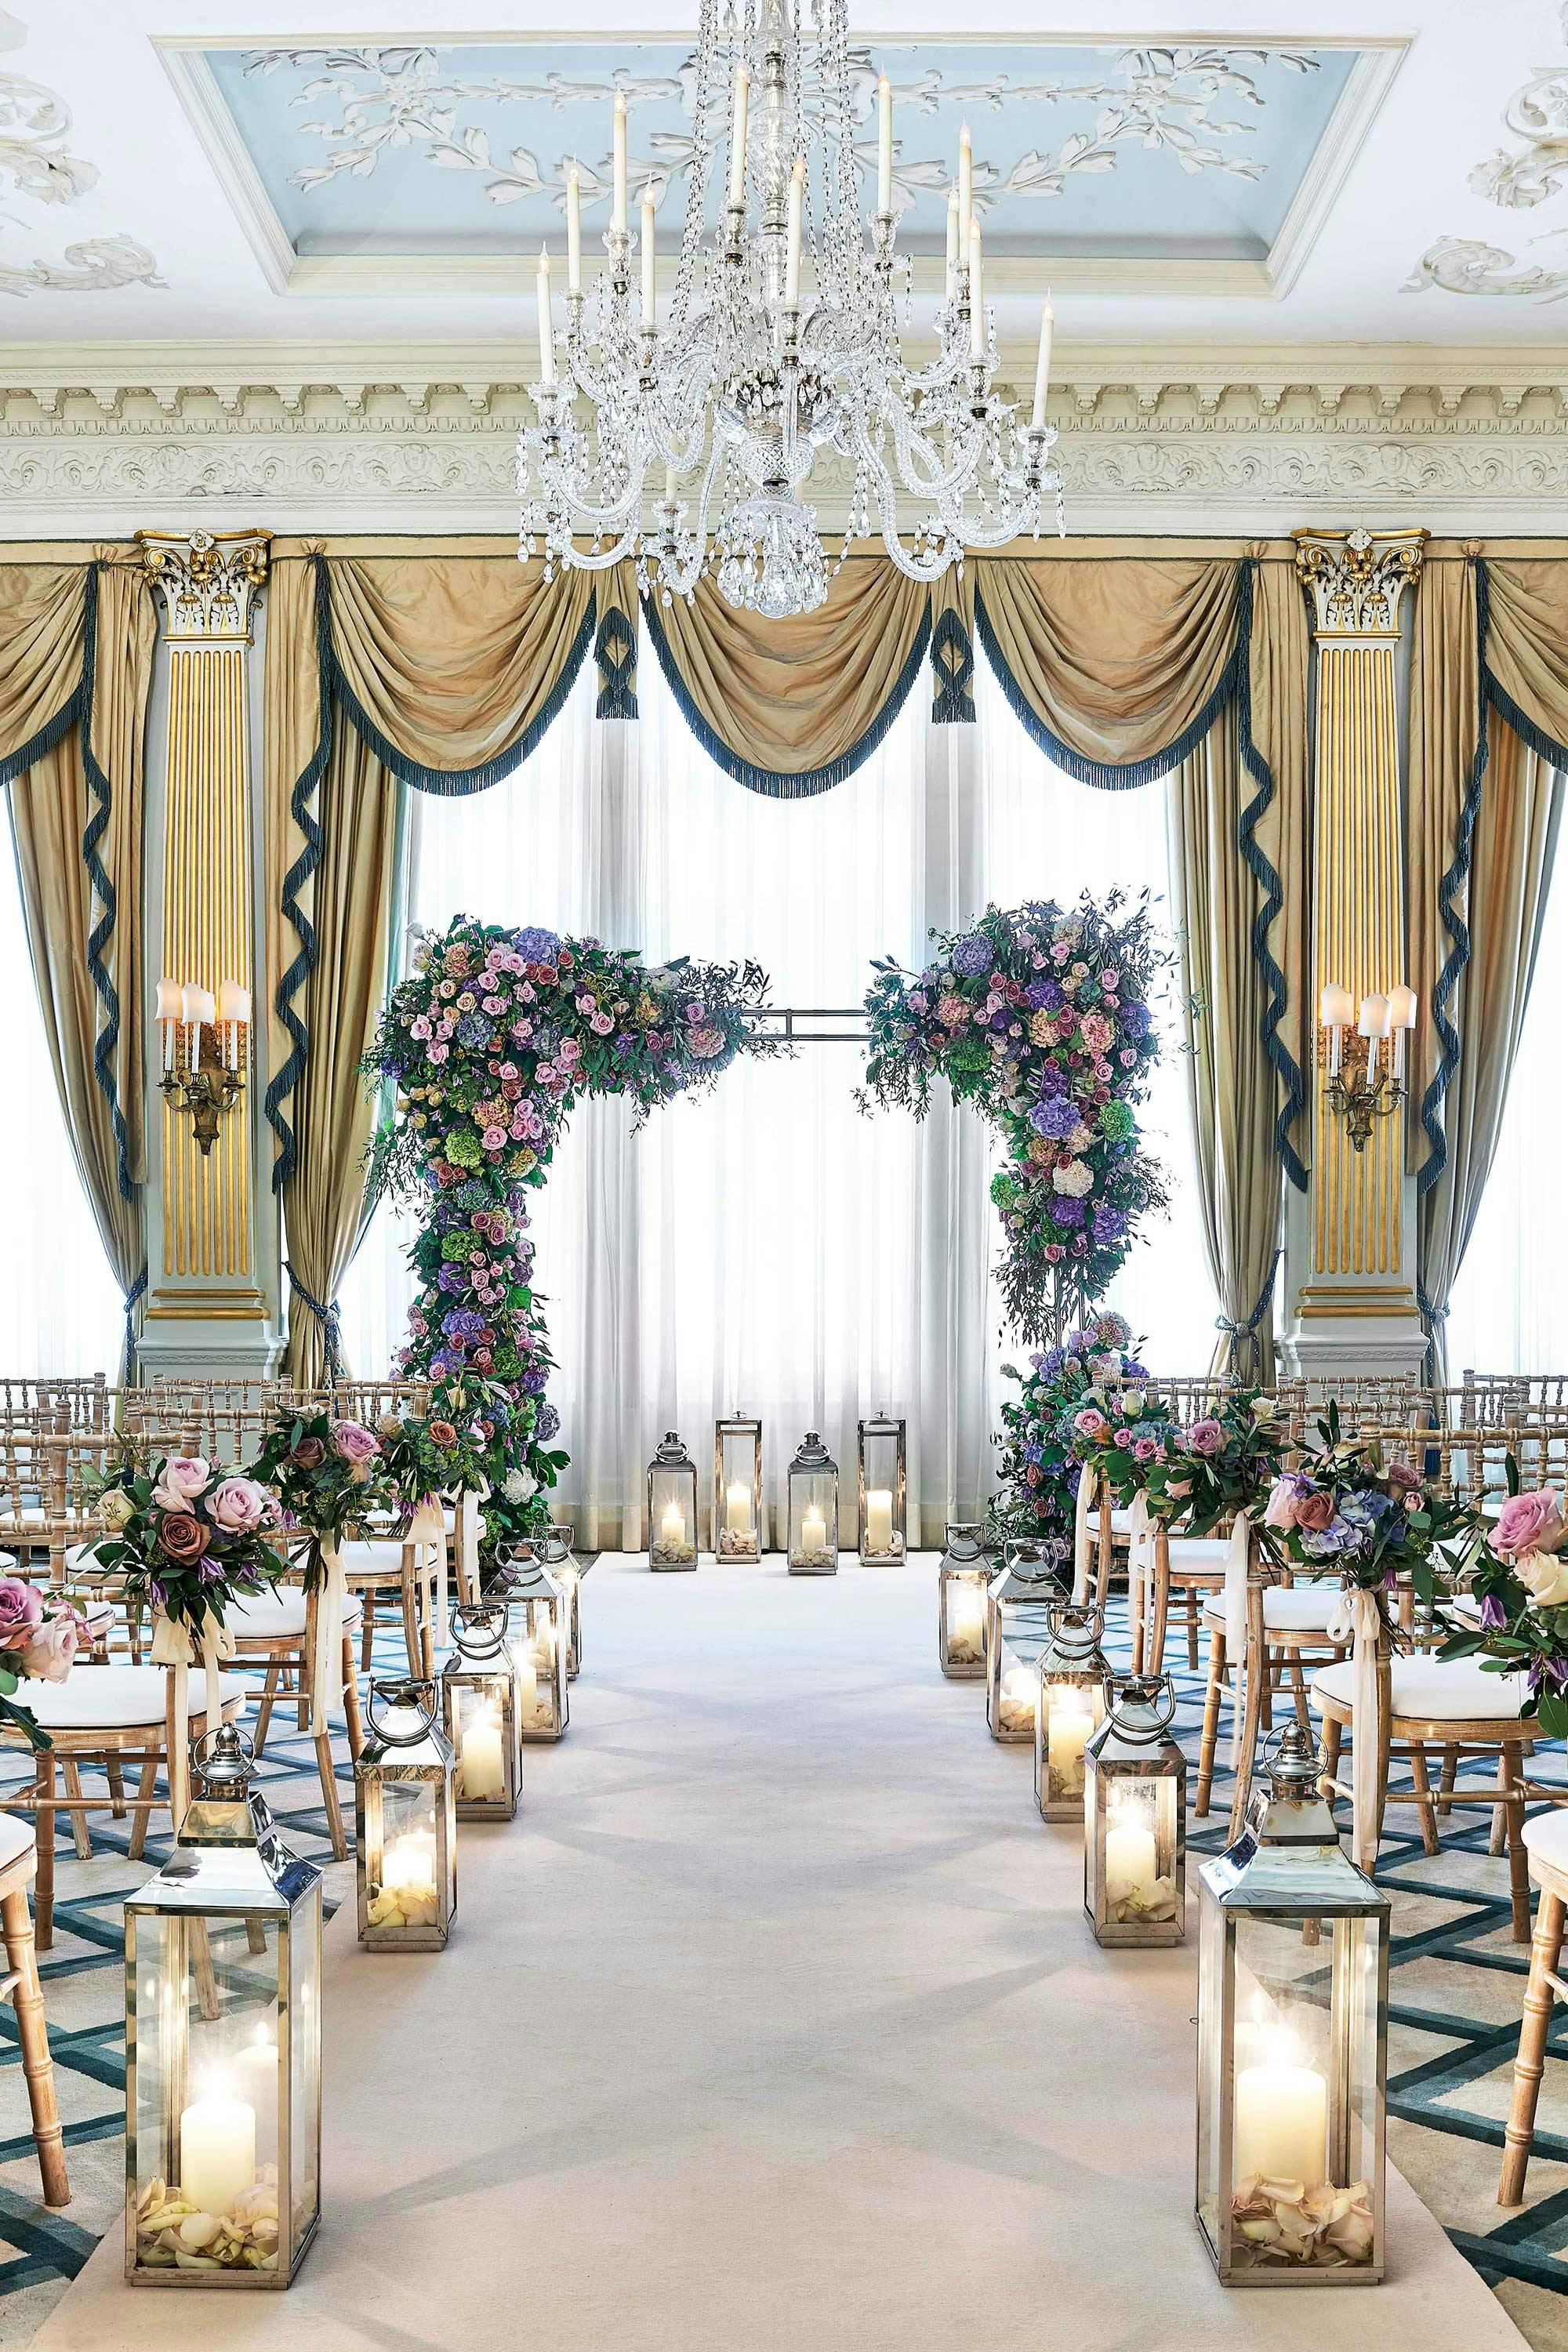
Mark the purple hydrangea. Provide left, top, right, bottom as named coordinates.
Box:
left=1119, top=1000, right=1152, bottom=1037
left=535, top=1403, right=561, bottom=1443
left=1091, top=1204, right=1127, bottom=1245
left=1029, top=1095, right=1080, bottom=1142
left=950, top=931, right=994, bottom=979
left=1035, top=1063, right=1070, bottom=1098
left=1025, top=978, right=1064, bottom=1012
left=1051, top=1196, right=1087, bottom=1228
left=514, top=927, right=561, bottom=964
left=456, top=1011, right=492, bottom=1048
left=521, top=1366, right=550, bottom=1395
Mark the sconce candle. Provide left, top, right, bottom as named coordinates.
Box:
left=1319, top=977, right=1414, bottom=1152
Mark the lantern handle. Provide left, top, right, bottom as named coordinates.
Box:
left=1101, top=1670, right=1178, bottom=1741
left=1046, top=1596, right=1105, bottom=1647
left=450, top=1599, right=511, bottom=1658
left=365, top=1675, right=441, bottom=1746
left=191, top=1722, right=258, bottom=1795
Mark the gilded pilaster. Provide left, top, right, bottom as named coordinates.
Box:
left=1282, top=527, right=1427, bottom=1377
left=136, top=528, right=283, bottom=1374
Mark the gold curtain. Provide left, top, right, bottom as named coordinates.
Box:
left=3, top=557, right=155, bottom=1375
left=1410, top=552, right=1568, bottom=1375
left=0, top=564, right=89, bottom=777
left=643, top=556, right=930, bottom=791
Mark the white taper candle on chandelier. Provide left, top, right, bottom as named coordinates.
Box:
left=945, top=187, right=960, bottom=299
left=180, top=982, right=204, bottom=1071
left=663, top=463, right=677, bottom=507
left=612, top=90, right=628, bottom=235
left=1031, top=296, right=1054, bottom=430
left=967, top=219, right=984, bottom=358
left=1319, top=980, right=1353, bottom=1077
left=1388, top=981, right=1417, bottom=1080
left=535, top=247, right=555, bottom=385
left=565, top=165, right=582, bottom=295
left=957, top=123, right=973, bottom=267
left=877, top=74, right=892, bottom=214
left=785, top=155, right=804, bottom=308
left=728, top=64, right=750, bottom=209
left=217, top=978, right=249, bottom=1073
left=1358, top=990, right=1390, bottom=1081
left=155, top=975, right=180, bottom=1073
left=641, top=194, right=656, bottom=329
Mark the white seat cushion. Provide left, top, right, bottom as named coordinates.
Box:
left=0, top=1814, right=35, bottom=1872
left=0, top=1551, right=15, bottom=1573
left=16, top=1665, right=249, bottom=1733
left=1312, top=1657, right=1531, bottom=1724
left=225, top=1589, right=362, bottom=1641
left=1203, top=1587, right=1347, bottom=1635
left=1523, top=1810, right=1568, bottom=1869
left=339, top=1540, right=410, bottom=1578
left=1163, top=1537, right=1230, bottom=1577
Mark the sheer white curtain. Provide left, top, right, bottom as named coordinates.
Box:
left=0, top=805, right=123, bottom=1374
left=340, top=637, right=1218, bottom=1538
left=1447, top=838, right=1568, bottom=1374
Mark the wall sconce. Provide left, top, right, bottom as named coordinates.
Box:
left=1319, top=979, right=1415, bottom=1152
left=156, top=973, right=249, bottom=1155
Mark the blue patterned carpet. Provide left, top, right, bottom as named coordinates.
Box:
left=0, top=1580, right=1564, bottom=2346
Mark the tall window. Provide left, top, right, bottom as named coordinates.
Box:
left=0, top=810, right=123, bottom=1374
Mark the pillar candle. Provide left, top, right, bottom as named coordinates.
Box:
left=516, top=1652, right=537, bottom=1720
left=800, top=1504, right=827, bottom=1555
left=726, top=1479, right=754, bottom=1535
left=1047, top=1700, right=1093, bottom=1786
left=232, top=2026, right=278, bottom=2165
left=1000, top=1664, right=1036, bottom=1729
left=864, top=1488, right=894, bottom=1553
left=659, top=1500, right=687, bottom=1552
left=1104, top=1816, right=1159, bottom=1907
left=949, top=1585, right=985, bottom=1650
left=1233, top=2038, right=1328, bottom=2187
left=461, top=1707, right=506, bottom=1800
left=180, top=2087, right=256, bottom=2219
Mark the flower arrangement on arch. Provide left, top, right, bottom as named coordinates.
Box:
left=246, top=1408, right=393, bottom=1585
left=991, top=1311, right=1151, bottom=1563
left=860, top=892, right=1171, bottom=1341
left=0, top=1581, right=95, bottom=1751
left=363, top=916, right=782, bottom=1552
left=1440, top=1473, right=1568, bottom=1729
left=88, top=1442, right=286, bottom=1634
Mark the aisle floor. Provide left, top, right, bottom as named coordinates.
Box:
left=29, top=1555, right=1526, bottom=2351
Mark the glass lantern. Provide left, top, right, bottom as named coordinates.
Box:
left=544, top=1523, right=582, bottom=1680
left=125, top=1725, right=322, bottom=2288
left=1196, top=1722, right=1388, bottom=2285
left=937, top=1523, right=992, bottom=1679
left=786, top=1431, right=839, bottom=1574
left=355, top=1677, right=456, bottom=1953
left=985, top=1539, right=1061, bottom=1742
left=648, top=1432, right=699, bottom=1570
left=441, top=1600, right=523, bottom=1820
left=1033, top=1599, right=1110, bottom=1820
left=856, top=1412, right=906, bottom=1563
left=714, top=1413, right=763, bottom=1560
left=1085, top=1673, right=1186, bottom=1947
left=488, top=1547, right=570, bottom=1741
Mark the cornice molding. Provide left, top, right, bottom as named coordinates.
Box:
left=4, top=343, right=1568, bottom=538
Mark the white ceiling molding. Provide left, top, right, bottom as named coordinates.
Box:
left=2, top=341, right=1568, bottom=539
left=0, top=6, right=164, bottom=297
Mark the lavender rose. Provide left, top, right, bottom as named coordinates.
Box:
left=151, top=1456, right=211, bottom=1511
left=0, top=1578, right=43, bottom=1653
left=1491, top=1487, right=1566, bottom=1562
left=209, top=1477, right=270, bottom=1534
left=329, top=1420, right=381, bottom=1464
left=1184, top=1418, right=1225, bottom=1458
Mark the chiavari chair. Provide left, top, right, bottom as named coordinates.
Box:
left=0, top=1820, right=69, bottom=2205
left=1456, top=1370, right=1568, bottom=1428
left=142, top=1375, right=297, bottom=1468
left=0, top=1378, right=108, bottom=1435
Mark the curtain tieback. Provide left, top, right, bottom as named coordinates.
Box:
left=1215, top=1253, right=1279, bottom=1375
left=285, top=1262, right=344, bottom=1381
left=1416, top=1287, right=1449, bottom=1325
left=122, top=1268, right=147, bottom=1387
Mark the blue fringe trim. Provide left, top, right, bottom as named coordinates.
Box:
left=1482, top=666, right=1568, bottom=776
left=1234, top=559, right=1309, bottom=1191
left=639, top=592, right=932, bottom=797
left=78, top=565, right=136, bottom=1203
left=594, top=601, right=638, bottom=720
left=1418, top=555, right=1493, bottom=1198
left=265, top=552, right=332, bottom=1192
left=330, top=572, right=596, bottom=795
left=973, top=582, right=1240, bottom=791
left=930, top=606, right=975, bottom=726
left=0, top=681, right=82, bottom=792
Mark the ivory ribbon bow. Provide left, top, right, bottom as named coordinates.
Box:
left=1327, top=1584, right=1383, bottom=1873
left=1222, top=1514, right=1255, bottom=1771
left=1126, top=1491, right=1152, bottom=1666
left=1070, top=1465, right=1094, bottom=1604
left=407, top=1497, right=448, bottom=1651
left=309, top=1540, right=349, bottom=1739
left=151, top=1610, right=235, bottom=1826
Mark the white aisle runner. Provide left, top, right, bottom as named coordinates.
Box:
left=38, top=1555, right=1523, bottom=2352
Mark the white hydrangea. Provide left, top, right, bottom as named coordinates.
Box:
left=503, top=1468, right=537, bottom=1504
left=1052, top=1159, right=1094, bottom=1198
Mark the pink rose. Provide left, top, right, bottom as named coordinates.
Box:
left=1263, top=1475, right=1305, bottom=1531
left=1132, top=1436, right=1158, bottom=1464
left=1387, top=1462, right=1423, bottom=1495
left=1165, top=1476, right=1192, bottom=1500
left=1184, top=1419, right=1225, bottom=1457
left=1492, top=1487, right=1566, bottom=1562
left=330, top=1420, right=381, bottom=1465
left=209, top=1477, right=268, bottom=1534
left=0, top=1578, right=43, bottom=1653
left=20, top=1610, right=85, bottom=1685
left=1112, top=1428, right=1133, bottom=1449
left=1073, top=1408, right=1109, bottom=1440
left=151, top=1456, right=209, bottom=1511
left=482, top=1127, right=507, bottom=1151
left=1295, top=1490, right=1335, bottom=1534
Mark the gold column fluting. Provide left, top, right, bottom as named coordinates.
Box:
left=1292, top=525, right=1425, bottom=1338
left=138, top=528, right=270, bottom=1322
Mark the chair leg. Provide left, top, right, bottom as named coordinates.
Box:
left=106, top=1760, right=125, bottom=1821
left=1288, top=1657, right=1312, bottom=1737
left=60, top=1762, right=91, bottom=1862
left=189, top=1919, right=220, bottom=2022
left=1501, top=1887, right=1566, bottom=2204
left=34, top=1755, right=55, bottom=1954
left=341, top=1633, right=364, bottom=1759
left=0, top=1886, right=68, bottom=2207
left=127, top=1757, right=158, bottom=1863
left=361, top=1589, right=376, bottom=1674
left=400, top=1572, right=422, bottom=1680
left=1227, top=1589, right=1269, bottom=1846
left=1439, top=1744, right=1459, bottom=1818
left=1504, top=1759, right=1531, bottom=1944
left=1196, top=1629, right=1225, bottom=1820
left=1409, top=1743, right=1442, bottom=1859
left=1321, top=1717, right=1343, bottom=1820
left=253, top=1661, right=282, bottom=1756
left=314, top=1730, right=347, bottom=1862
left=1148, top=1563, right=1170, bottom=1680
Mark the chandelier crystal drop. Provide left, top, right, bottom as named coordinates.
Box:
left=517, top=0, right=1065, bottom=619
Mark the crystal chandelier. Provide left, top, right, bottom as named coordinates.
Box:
left=517, top=0, right=1063, bottom=620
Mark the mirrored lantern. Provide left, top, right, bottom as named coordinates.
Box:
left=985, top=1539, right=1061, bottom=1742
left=545, top=1523, right=583, bottom=1680
left=937, top=1523, right=992, bottom=1679
left=714, top=1413, right=764, bottom=1561
left=1196, top=1723, right=1388, bottom=2286
left=441, top=1601, right=524, bottom=1818
left=1085, top=1672, right=1185, bottom=1947
left=488, top=1547, right=571, bottom=1740
left=856, top=1411, right=906, bottom=1563
left=648, top=1432, right=699, bottom=1570
left=1034, top=1600, right=1109, bottom=1820
left=355, top=1677, right=456, bottom=1953
left=786, top=1432, right=840, bottom=1573
left=125, top=1726, right=322, bottom=2288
